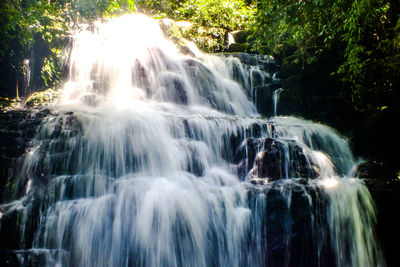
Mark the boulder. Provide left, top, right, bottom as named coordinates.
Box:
left=227, top=43, right=248, bottom=53
left=24, top=89, right=61, bottom=108
left=0, top=97, right=20, bottom=111
left=159, top=74, right=188, bottom=105
left=158, top=18, right=227, bottom=53
left=228, top=30, right=249, bottom=44
left=0, top=110, right=47, bottom=202
left=250, top=138, right=319, bottom=180
left=250, top=138, right=286, bottom=180
left=365, top=179, right=400, bottom=267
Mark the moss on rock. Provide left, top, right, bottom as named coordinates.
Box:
left=226, top=43, right=248, bottom=53
left=158, top=18, right=227, bottom=53
left=24, top=89, right=61, bottom=108
left=158, top=18, right=187, bottom=47
left=0, top=97, right=20, bottom=111
left=187, top=25, right=226, bottom=52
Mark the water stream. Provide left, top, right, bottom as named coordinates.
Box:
left=0, top=14, right=384, bottom=267
left=273, top=88, right=284, bottom=116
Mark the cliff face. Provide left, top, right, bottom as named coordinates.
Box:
left=0, top=109, right=49, bottom=202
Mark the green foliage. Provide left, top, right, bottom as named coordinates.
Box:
left=253, top=0, right=400, bottom=116
left=253, top=0, right=349, bottom=60
left=0, top=0, right=136, bottom=98
left=176, top=0, right=255, bottom=31
left=0, top=0, right=257, bottom=98
left=5, top=181, right=15, bottom=196
left=2, top=0, right=397, bottom=119
left=0, top=97, right=20, bottom=110
left=0, top=1, right=32, bottom=97
left=24, top=88, right=62, bottom=107
left=336, top=0, right=400, bottom=114
left=186, top=25, right=227, bottom=52
left=135, top=0, right=188, bottom=18
left=154, top=0, right=255, bottom=52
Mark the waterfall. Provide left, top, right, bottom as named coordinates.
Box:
left=0, top=14, right=384, bottom=267
left=273, top=88, right=284, bottom=116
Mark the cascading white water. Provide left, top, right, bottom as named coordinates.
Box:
left=273, top=88, right=284, bottom=116
left=63, top=14, right=256, bottom=116
left=0, top=14, right=384, bottom=267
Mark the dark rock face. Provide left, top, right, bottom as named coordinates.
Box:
left=0, top=109, right=89, bottom=267
left=251, top=138, right=287, bottom=179
left=160, top=75, right=188, bottom=105
left=183, top=59, right=231, bottom=111
left=243, top=138, right=319, bottom=181
left=179, top=45, right=196, bottom=57
left=0, top=110, right=46, bottom=202
left=233, top=121, right=319, bottom=181
left=0, top=249, right=68, bottom=267
left=229, top=30, right=249, bottom=44
left=351, top=105, right=400, bottom=181
left=366, top=179, right=400, bottom=267
left=224, top=53, right=278, bottom=72
left=132, top=60, right=149, bottom=91
left=221, top=53, right=282, bottom=116
left=272, top=49, right=358, bottom=130
left=286, top=141, right=319, bottom=178
left=245, top=183, right=335, bottom=267
left=0, top=109, right=49, bottom=256
left=235, top=137, right=261, bottom=179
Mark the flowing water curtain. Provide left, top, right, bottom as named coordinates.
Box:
left=0, top=14, right=385, bottom=267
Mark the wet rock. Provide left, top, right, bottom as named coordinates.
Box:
left=228, top=30, right=249, bottom=44
left=132, top=60, right=150, bottom=92
left=245, top=183, right=335, bottom=267
left=245, top=123, right=263, bottom=138
left=235, top=138, right=261, bottom=179
left=0, top=208, right=23, bottom=250
left=249, top=177, right=269, bottom=185
left=249, top=138, right=319, bottom=180
left=351, top=104, right=400, bottom=180
left=0, top=108, right=84, bottom=203
left=219, top=52, right=282, bottom=116
left=171, top=78, right=188, bottom=104
left=251, top=69, right=269, bottom=88
left=227, top=43, right=248, bottom=53
left=224, top=52, right=279, bottom=73
left=24, top=89, right=61, bottom=108
left=365, top=179, right=400, bottom=267
left=0, top=97, right=21, bottom=111
left=0, top=249, right=66, bottom=267
left=250, top=138, right=286, bottom=180
left=158, top=18, right=186, bottom=47
left=0, top=250, right=20, bottom=266
left=81, top=94, right=101, bottom=107
left=179, top=45, right=196, bottom=57
left=0, top=110, right=45, bottom=202
left=287, top=141, right=319, bottom=178
left=254, top=83, right=280, bottom=116
left=160, top=75, right=188, bottom=105
left=158, top=18, right=226, bottom=53
left=51, top=120, right=63, bottom=139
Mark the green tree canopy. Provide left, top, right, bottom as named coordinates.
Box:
left=253, top=0, right=400, bottom=115
left=0, top=0, right=135, bottom=98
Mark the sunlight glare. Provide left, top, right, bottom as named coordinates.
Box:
left=320, top=178, right=339, bottom=189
